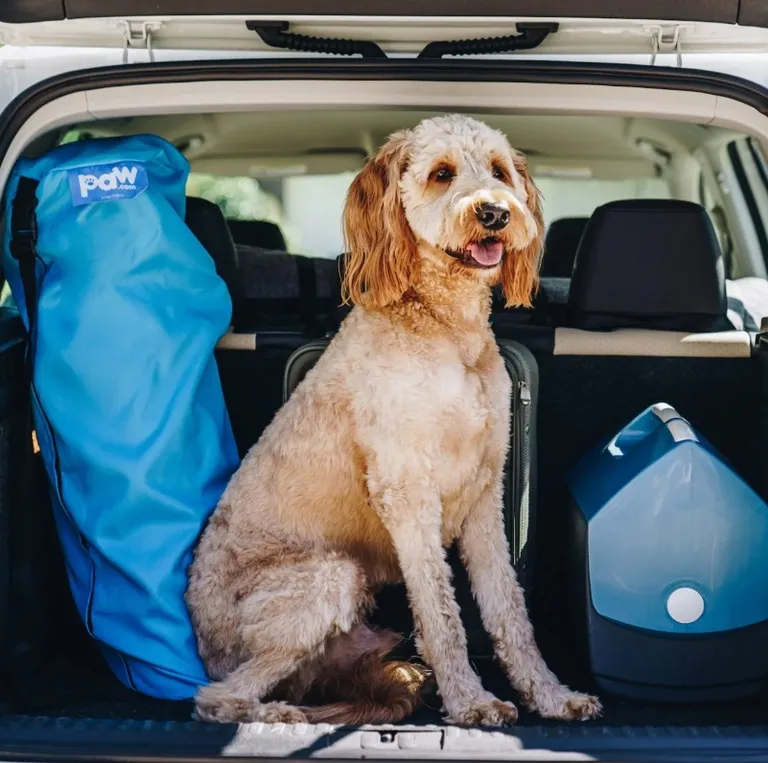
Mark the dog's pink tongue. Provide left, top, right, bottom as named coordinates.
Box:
left=468, top=240, right=503, bottom=266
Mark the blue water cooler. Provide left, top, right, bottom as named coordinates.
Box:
left=566, top=403, right=768, bottom=702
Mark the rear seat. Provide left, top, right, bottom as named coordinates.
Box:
left=527, top=200, right=761, bottom=671
left=561, top=199, right=748, bottom=354
left=538, top=197, right=758, bottom=484
left=184, top=196, right=343, bottom=455
left=235, top=245, right=343, bottom=336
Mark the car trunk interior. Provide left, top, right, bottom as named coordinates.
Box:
left=4, top=341, right=768, bottom=734
left=1, top=83, right=768, bottom=757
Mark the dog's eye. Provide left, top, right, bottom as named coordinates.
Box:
left=491, top=164, right=507, bottom=181
left=432, top=167, right=455, bottom=183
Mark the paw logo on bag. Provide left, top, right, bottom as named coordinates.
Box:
left=68, top=162, right=149, bottom=207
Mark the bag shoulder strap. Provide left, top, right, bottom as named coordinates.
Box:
left=5, top=177, right=45, bottom=681
left=9, top=177, right=40, bottom=354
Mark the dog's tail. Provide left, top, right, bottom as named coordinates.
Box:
left=296, top=625, right=432, bottom=725
left=302, top=657, right=431, bottom=725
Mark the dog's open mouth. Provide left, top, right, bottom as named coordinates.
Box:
left=446, top=237, right=504, bottom=268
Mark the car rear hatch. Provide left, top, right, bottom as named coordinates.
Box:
left=1, top=0, right=768, bottom=62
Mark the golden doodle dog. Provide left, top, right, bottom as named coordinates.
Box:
left=187, top=114, right=601, bottom=727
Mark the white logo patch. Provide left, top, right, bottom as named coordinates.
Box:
left=68, top=163, right=148, bottom=206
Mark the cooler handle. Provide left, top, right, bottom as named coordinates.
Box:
left=605, top=403, right=697, bottom=457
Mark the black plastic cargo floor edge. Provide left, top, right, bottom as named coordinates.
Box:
left=5, top=717, right=768, bottom=761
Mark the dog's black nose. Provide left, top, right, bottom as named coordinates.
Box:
left=476, top=202, right=510, bottom=231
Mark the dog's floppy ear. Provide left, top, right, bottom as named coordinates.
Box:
left=500, top=156, right=544, bottom=308
left=342, top=130, right=417, bottom=308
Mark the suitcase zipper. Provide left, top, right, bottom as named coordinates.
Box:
left=519, top=380, right=532, bottom=406
left=499, top=342, right=538, bottom=590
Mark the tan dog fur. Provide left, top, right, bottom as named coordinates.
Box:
left=187, top=114, right=601, bottom=726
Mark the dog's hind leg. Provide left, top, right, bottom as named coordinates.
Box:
left=194, top=552, right=369, bottom=724
left=285, top=622, right=431, bottom=725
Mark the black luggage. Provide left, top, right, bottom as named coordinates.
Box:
left=283, top=336, right=539, bottom=658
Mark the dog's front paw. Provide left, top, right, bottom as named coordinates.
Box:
left=447, top=698, right=519, bottom=727
left=529, top=687, right=602, bottom=722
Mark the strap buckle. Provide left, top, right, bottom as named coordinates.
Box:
left=9, top=221, right=37, bottom=261
left=10, top=177, right=39, bottom=261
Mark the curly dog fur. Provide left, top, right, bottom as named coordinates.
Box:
left=187, top=114, right=601, bottom=726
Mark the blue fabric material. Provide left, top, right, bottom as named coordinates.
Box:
left=568, top=403, right=768, bottom=635
left=2, top=135, right=239, bottom=699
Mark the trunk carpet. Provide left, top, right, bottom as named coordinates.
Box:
left=10, top=645, right=768, bottom=727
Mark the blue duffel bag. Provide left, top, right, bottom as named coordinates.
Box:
left=2, top=135, right=239, bottom=699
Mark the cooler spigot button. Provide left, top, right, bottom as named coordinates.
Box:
left=666, top=587, right=704, bottom=624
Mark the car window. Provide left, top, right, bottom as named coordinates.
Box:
left=187, top=171, right=355, bottom=259
left=194, top=170, right=671, bottom=259
left=534, top=175, right=671, bottom=228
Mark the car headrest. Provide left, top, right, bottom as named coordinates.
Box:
left=541, top=217, right=588, bottom=278
left=227, top=219, right=287, bottom=251
left=567, top=199, right=729, bottom=332
left=185, top=196, right=241, bottom=308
